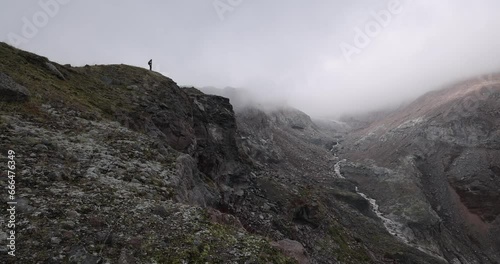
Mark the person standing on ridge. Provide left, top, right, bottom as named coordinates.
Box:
left=148, top=59, right=152, bottom=71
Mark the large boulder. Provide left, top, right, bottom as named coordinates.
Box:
left=45, top=62, right=66, bottom=80
left=0, top=72, right=30, bottom=102
left=271, top=239, right=309, bottom=264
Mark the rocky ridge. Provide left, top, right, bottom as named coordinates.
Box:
left=0, top=43, right=294, bottom=263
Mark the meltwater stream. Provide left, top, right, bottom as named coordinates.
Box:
left=335, top=161, right=448, bottom=261
left=334, top=159, right=346, bottom=179
left=355, top=187, right=409, bottom=243
left=333, top=160, right=408, bottom=242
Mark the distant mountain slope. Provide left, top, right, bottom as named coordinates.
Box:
left=232, top=106, right=447, bottom=263
left=341, top=74, right=500, bottom=263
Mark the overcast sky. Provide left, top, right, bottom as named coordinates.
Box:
left=2, top=0, right=500, bottom=116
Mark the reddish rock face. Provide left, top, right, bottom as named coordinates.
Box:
left=271, top=239, right=309, bottom=264
left=446, top=149, right=500, bottom=223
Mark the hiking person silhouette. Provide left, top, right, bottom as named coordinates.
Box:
left=148, top=59, right=152, bottom=71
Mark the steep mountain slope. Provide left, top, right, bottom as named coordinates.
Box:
left=232, top=106, right=448, bottom=263
left=1, top=42, right=495, bottom=263
left=340, top=75, right=500, bottom=263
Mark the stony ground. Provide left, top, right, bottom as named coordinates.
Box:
left=0, top=107, right=294, bottom=263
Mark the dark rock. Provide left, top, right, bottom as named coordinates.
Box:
left=66, top=210, right=80, bottom=219
left=151, top=205, right=169, bottom=218
left=67, top=246, right=102, bottom=264
left=47, top=171, right=63, bottom=181
left=62, top=231, right=75, bottom=240
left=97, top=232, right=113, bottom=246
left=118, top=249, right=136, bottom=264
left=0, top=72, right=30, bottom=102
left=293, top=203, right=321, bottom=228
left=175, top=154, right=218, bottom=207
left=16, top=197, right=34, bottom=213
left=61, top=220, right=76, bottom=229
left=51, top=237, right=62, bottom=244
left=34, top=143, right=49, bottom=152
left=88, top=216, right=106, bottom=228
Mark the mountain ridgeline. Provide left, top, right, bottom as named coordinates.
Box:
left=0, top=42, right=499, bottom=263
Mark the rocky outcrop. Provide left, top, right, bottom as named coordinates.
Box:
left=0, top=42, right=294, bottom=263
left=87, top=74, right=246, bottom=192
left=175, top=154, right=219, bottom=206
left=184, top=88, right=245, bottom=182
left=0, top=72, right=30, bottom=102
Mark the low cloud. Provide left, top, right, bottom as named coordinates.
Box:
left=1, top=0, right=500, bottom=117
